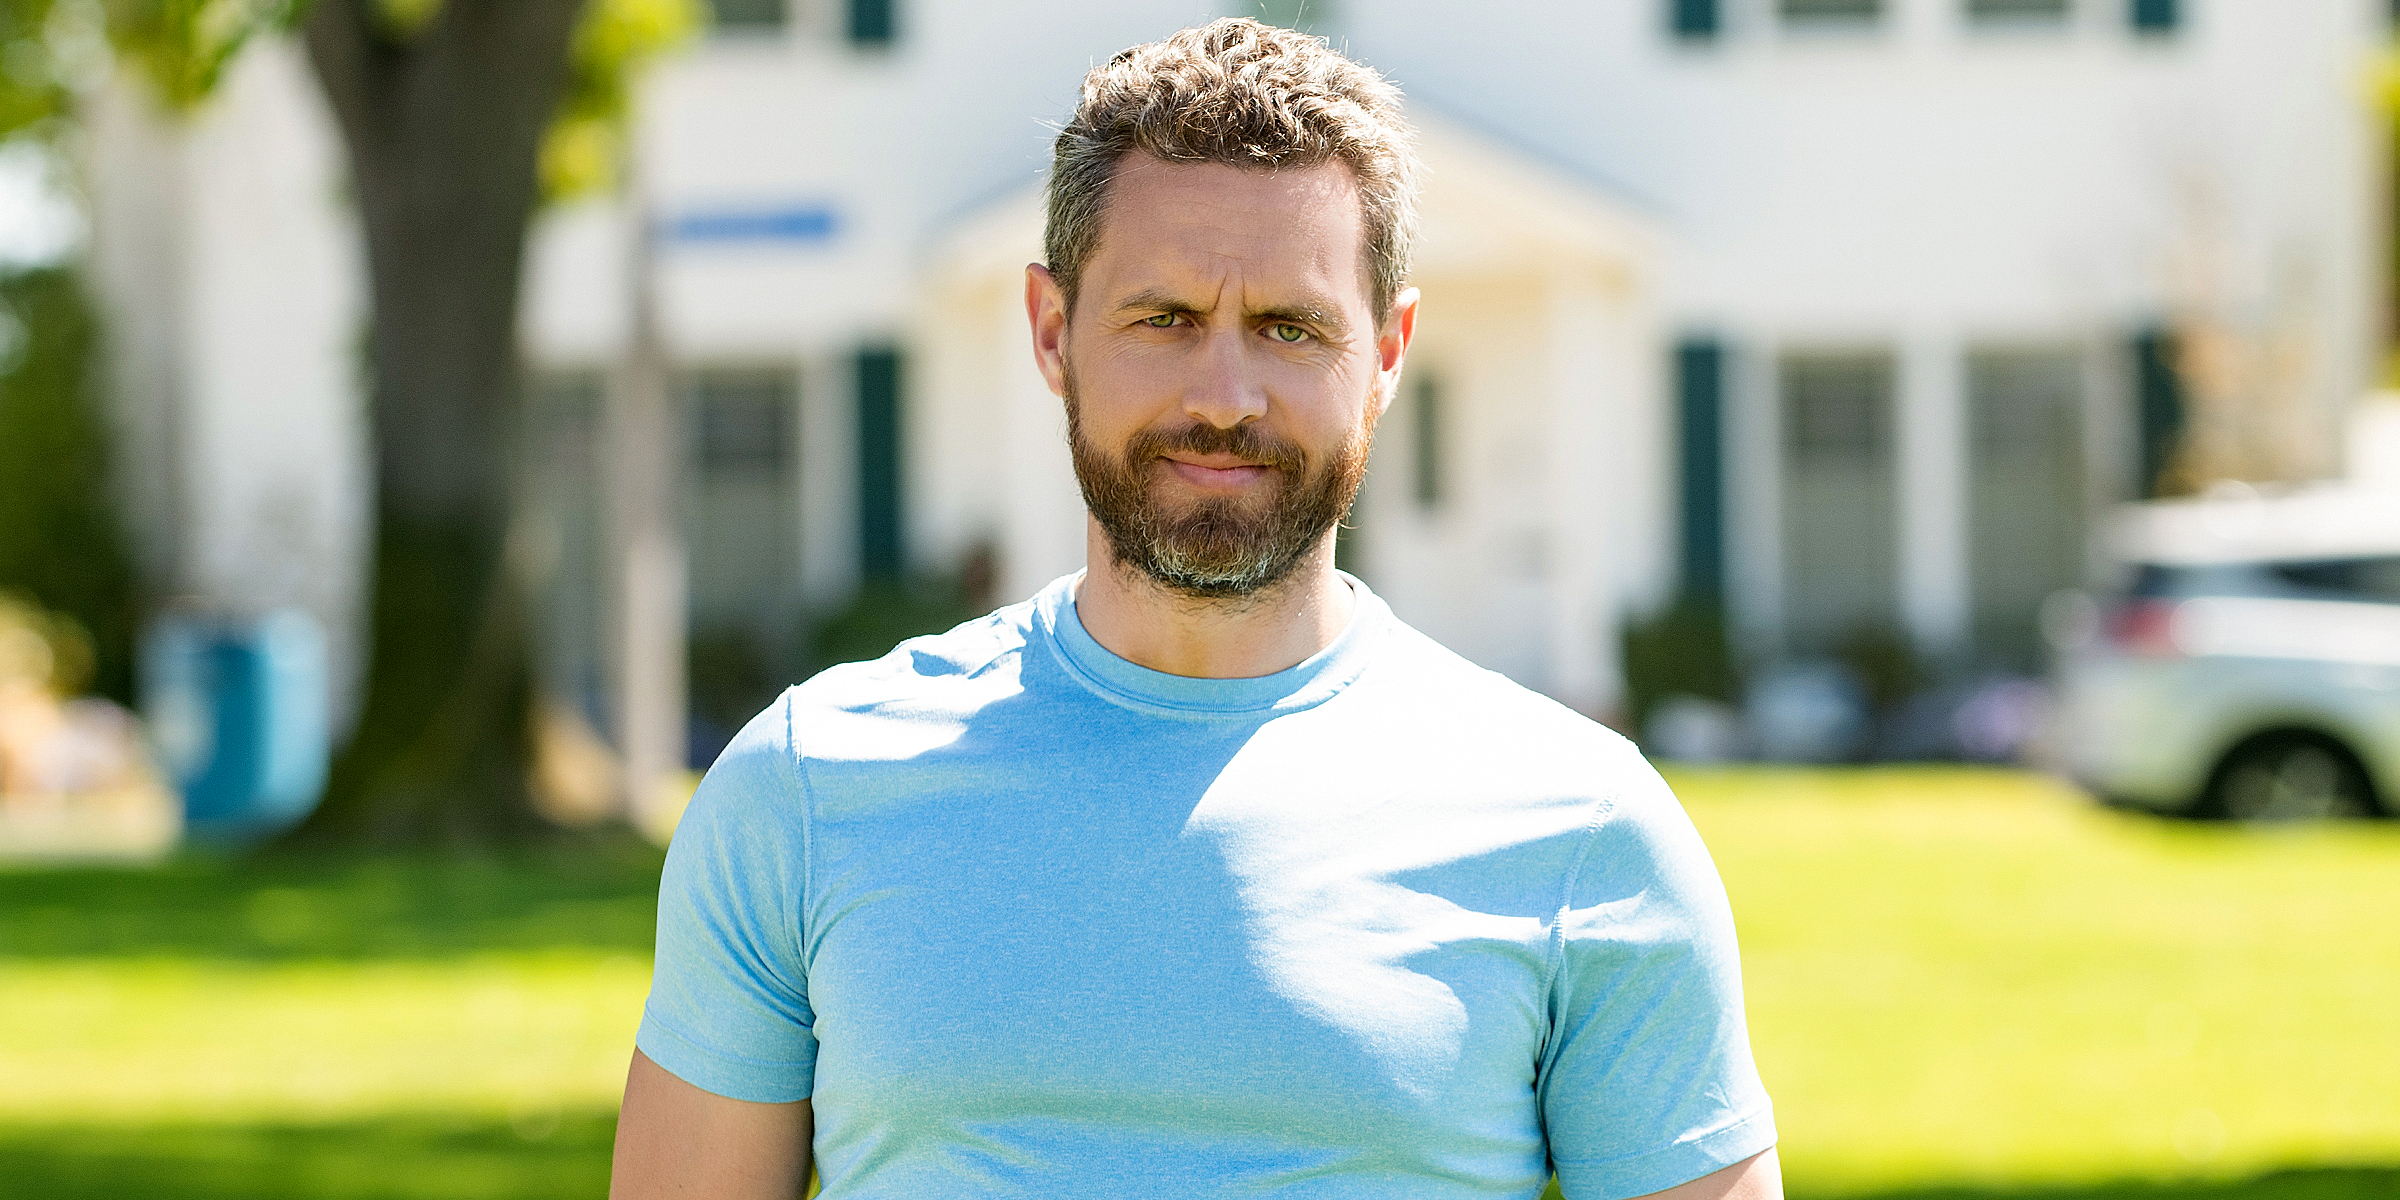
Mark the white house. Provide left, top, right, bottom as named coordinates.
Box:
left=85, top=42, right=368, bottom=734
left=88, top=0, right=2393, bottom=753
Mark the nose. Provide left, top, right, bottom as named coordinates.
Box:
left=1182, top=323, right=1269, bottom=430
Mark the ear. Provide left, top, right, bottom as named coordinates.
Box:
left=1373, top=286, right=1420, bottom=418
left=1026, top=263, right=1070, bottom=400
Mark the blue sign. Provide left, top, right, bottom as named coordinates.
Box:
left=663, top=204, right=840, bottom=246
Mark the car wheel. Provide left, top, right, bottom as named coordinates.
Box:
left=2204, top=734, right=2378, bottom=822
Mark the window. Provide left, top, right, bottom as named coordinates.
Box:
left=1669, top=0, right=1722, bottom=39
left=2268, top=558, right=2400, bottom=604
left=2129, top=0, right=2177, bottom=35
left=1781, top=0, right=1881, bottom=24
left=1780, top=352, right=1898, bottom=651
left=1967, top=0, right=2068, bottom=21
left=848, top=0, right=896, bottom=46
left=709, top=0, right=784, bottom=33
left=1966, top=348, right=2083, bottom=667
left=682, top=369, right=801, bottom=700
left=1784, top=354, right=1890, bottom=462
left=689, top=372, right=793, bottom=474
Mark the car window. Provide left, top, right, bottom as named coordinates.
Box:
left=2125, top=563, right=2276, bottom=599
left=2267, top=556, right=2400, bottom=604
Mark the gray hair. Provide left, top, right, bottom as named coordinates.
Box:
left=1045, top=17, right=1421, bottom=324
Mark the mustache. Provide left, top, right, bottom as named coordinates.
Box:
left=1123, top=421, right=1308, bottom=474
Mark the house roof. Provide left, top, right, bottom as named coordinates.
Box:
left=923, top=107, right=1661, bottom=292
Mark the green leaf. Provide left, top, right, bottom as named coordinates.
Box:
left=539, top=0, right=704, bottom=203
left=105, top=0, right=311, bottom=111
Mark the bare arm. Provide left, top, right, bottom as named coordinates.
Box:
left=609, top=1050, right=814, bottom=1199
left=1623, top=1148, right=1781, bottom=1200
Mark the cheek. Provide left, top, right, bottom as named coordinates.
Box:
left=1074, top=336, right=1186, bottom=407
left=1274, top=351, right=1381, bottom=432
left=1066, top=347, right=1158, bottom=431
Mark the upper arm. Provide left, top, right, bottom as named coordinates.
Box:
left=1624, top=1149, right=1781, bottom=1200
left=1541, top=764, right=1777, bottom=1198
left=610, top=1050, right=813, bottom=1199
left=637, top=697, right=820, bottom=1102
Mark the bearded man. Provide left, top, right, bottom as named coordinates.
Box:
left=610, top=18, right=1778, bottom=1200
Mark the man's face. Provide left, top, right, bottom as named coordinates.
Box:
left=1027, top=157, right=1417, bottom=599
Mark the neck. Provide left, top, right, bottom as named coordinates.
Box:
left=1071, top=517, right=1356, bottom=679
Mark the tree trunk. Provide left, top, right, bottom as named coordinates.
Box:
left=287, top=0, right=586, bottom=846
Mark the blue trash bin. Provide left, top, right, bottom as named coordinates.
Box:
left=143, top=610, right=330, bottom=843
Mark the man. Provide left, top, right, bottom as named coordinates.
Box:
left=611, top=18, right=1777, bottom=1199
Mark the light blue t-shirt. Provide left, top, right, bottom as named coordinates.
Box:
left=638, top=573, right=1774, bottom=1198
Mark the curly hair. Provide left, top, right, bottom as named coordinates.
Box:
left=1045, top=17, right=1420, bottom=324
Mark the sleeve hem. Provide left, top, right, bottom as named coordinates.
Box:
left=636, top=1008, right=816, bottom=1105
left=1553, top=1105, right=1776, bottom=1200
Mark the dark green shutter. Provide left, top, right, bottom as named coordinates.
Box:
left=1670, top=0, right=1721, bottom=38
left=848, top=0, right=895, bottom=45
left=1676, top=338, right=1727, bottom=601
left=2130, top=0, right=2178, bottom=34
left=856, top=346, right=903, bottom=578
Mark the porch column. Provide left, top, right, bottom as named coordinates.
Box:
left=1897, top=327, right=1968, bottom=656
left=796, top=349, right=859, bottom=612
left=1724, top=335, right=1784, bottom=657
left=1545, top=265, right=1657, bottom=721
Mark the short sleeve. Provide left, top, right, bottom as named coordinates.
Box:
left=1538, top=763, right=1776, bottom=1200
left=635, top=692, right=819, bottom=1103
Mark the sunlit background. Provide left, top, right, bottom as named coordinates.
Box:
left=0, top=0, right=2395, bottom=1196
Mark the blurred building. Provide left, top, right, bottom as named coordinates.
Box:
left=89, top=0, right=2394, bottom=734
left=85, top=41, right=368, bottom=735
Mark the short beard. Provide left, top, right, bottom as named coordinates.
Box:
left=1065, top=362, right=1373, bottom=602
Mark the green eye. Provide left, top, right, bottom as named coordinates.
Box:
left=1143, top=313, right=1177, bottom=328
left=1271, top=324, right=1307, bottom=343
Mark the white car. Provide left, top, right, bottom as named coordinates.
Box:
left=2050, top=486, right=2400, bottom=821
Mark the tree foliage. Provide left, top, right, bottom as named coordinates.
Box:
left=106, top=0, right=305, bottom=110
left=0, top=1, right=89, bottom=137
left=91, top=0, right=701, bottom=191
left=543, top=0, right=703, bottom=200
left=0, top=266, right=136, bottom=704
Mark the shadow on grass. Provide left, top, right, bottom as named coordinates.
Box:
left=0, top=1113, right=618, bottom=1200
left=0, top=834, right=665, bottom=962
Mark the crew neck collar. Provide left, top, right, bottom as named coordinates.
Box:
left=1033, top=570, right=1389, bottom=719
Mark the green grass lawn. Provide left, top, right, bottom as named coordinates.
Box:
left=2, top=772, right=2396, bottom=1198
left=1671, top=769, right=2400, bottom=1199
left=0, top=841, right=660, bottom=1199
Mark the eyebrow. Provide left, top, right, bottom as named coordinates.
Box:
left=1111, top=288, right=1353, bottom=340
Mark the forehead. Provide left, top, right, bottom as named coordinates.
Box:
left=1084, top=157, right=1369, bottom=311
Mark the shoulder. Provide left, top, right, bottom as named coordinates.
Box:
left=1354, top=610, right=1711, bottom=889
left=781, top=597, right=1037, bottom=760
left=1358, top=615, right=1652, bottom=784
left=673, top=692, right=808, bottom=852
left=797, top=598, right=1029, bottom=702
left=1329, top=611, right=1695, bottom=875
